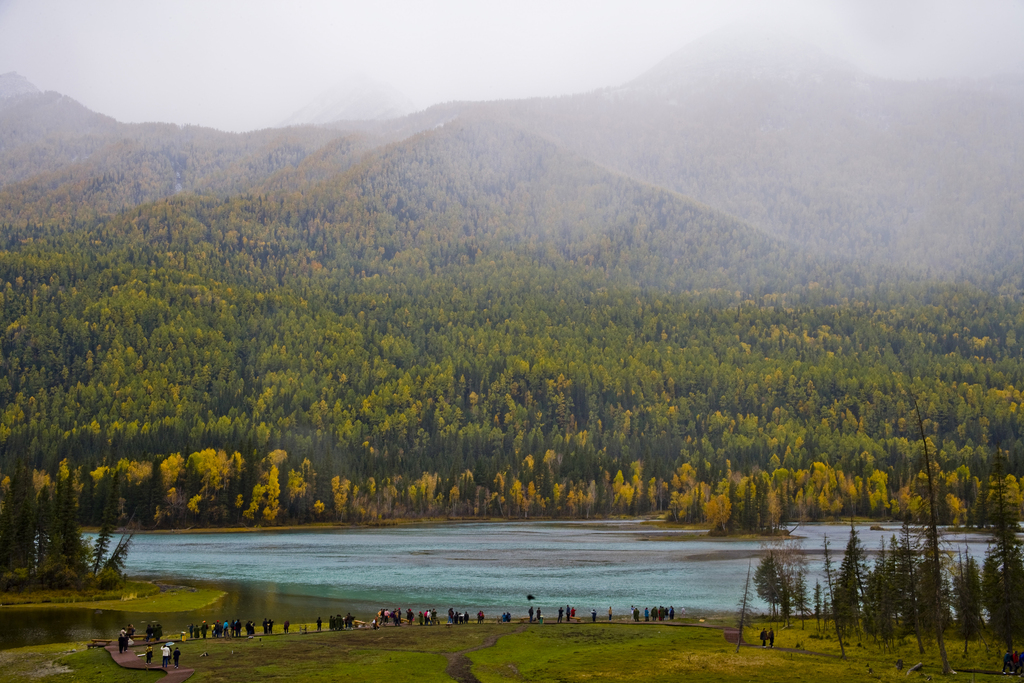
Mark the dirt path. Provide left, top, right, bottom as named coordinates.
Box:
left=104, top=641, right=194, bottom=682
left=443, top=624, right=529, bottom=683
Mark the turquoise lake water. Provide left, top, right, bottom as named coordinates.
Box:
left=0, top=520, right=994, bottom=649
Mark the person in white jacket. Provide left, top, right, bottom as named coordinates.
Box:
left=161, top=644, right=171, bottom=668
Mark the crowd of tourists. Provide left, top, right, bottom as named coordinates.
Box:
left=113, top=601, right=686, bottom=671
left=183, top=618, right=272, bottom=638
left=629, top=605, right=680, bottom=622
left=322, top=613, right=357, bottom=630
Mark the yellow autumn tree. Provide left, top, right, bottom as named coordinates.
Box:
left=704, top=493, right=732, bottom=534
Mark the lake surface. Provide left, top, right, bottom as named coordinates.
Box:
left=0, top=520, right=995, bottom=649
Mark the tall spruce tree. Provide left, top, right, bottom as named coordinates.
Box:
left=982, top=447, right=1024, bottom=650
left=0, top=460, right=36, bottom=579
left=822, top=534, right=847, bottom=659
left=864, top=537, right=898, bottom=652
left=41, top=461, right=88, bottom=588
left=754, top=550, right=782, bottom=622
left=92, top=471, right=120, bottom=576
left=897, top=520, right=926, bottom=654
left=954, top=547, right=985, bottom=655
left=835, top=522, right=867, bottom=635
left=793, top=571, right=809, bottom=629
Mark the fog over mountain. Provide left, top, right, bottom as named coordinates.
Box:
left=629, top=25, right=859, bottom=88
left=2, top=0, right=1022, bottom=131
left=0, top=71, right=39, bottom=99
left=279, top=77, right=416, bottom=127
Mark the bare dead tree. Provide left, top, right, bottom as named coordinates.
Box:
left=912, top=394, right=953, bottom=675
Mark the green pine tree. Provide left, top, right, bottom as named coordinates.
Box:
left=982, top=448, right=1024, bottom=650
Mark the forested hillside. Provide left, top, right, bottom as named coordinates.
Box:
left=0, top=86, right=384, bottom=223
left=1, top=105, right=1022, bottom=533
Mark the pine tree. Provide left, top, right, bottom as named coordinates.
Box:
left=982, top=448, right=1024, bottom=650
left=897, top=520, right=926, bottom=654
left=834, top=522, right=867, bottom=634
left=754, top=550, right=782, bottom=621
left=864, top=537, right=898, bottom=652
left=41, top=461, right=88, bottom=589
left=822, top=534, right=846, bottom=659
left=793, top=570, right=809, bottom=629
left=0, top=460, right=36, bottom=578
left=92, top=471, right=120, bottom=576
left=953, top=547, right=985, bottom=655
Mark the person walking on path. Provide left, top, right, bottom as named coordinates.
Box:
left=768, top=628, right=775, bottom=648
left=161, top=643, right=171, bottom=669
left=145, top=645, right=153, bottom=666
left=173, top=646, right=180, bottom=669
left=760, top=628, right=767, bottom=647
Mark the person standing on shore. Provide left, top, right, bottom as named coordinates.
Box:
left=608, top=606, right=612, bottom=621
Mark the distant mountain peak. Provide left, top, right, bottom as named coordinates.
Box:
left=629, top=24, right=859, bottom=90
left=279, top=76, right=415, bottom=126
left=0, top=72, right=41, bottom=99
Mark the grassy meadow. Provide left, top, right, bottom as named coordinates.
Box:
left=0, top=581, right=224, bottom=612
left=2, top=617, right=1002, bottom=682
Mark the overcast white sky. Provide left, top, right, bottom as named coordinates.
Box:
left=1, top=0, right=1022, bottom=132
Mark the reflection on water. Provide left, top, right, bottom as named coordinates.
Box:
left=1, top=521, right=994, bottom=649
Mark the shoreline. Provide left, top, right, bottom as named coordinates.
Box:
left=0, top=581, right=225, bottom=613
left=79, top=516, right=996, bottom=539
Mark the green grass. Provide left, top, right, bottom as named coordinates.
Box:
left=741, top=618, right=1000, bottom=672
left=0, top=580, right=160, bottom=606
left=1, top=643, right=163, bottom=683
left=4, top=620, right=1004, bottom=682
left=0, top=582, right=224, bottom=612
